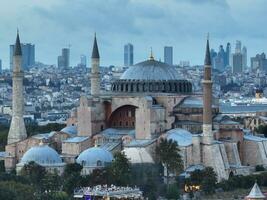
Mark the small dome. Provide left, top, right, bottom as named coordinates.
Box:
left=123, top=147, right=154, bottom=164
left=61, top=125, right=77, bottom=135
left=76, top=147, right=113, bottom=167
left=120, top=60, right=180, bottom=81
left=166, top=128, right=193, bottom=147
left=20, top=145, right=62, bottom=165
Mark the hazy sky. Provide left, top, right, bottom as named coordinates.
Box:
left=1, top=0, right=267, bottom=68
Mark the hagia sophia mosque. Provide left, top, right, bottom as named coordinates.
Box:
left=4, top=32, right=267, bottom=181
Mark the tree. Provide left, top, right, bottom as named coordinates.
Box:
left=186, top=167, right=217, bottom=195
left=156, top=138, right=183, bottom=187
left=201, top=167, right=217, bottom=194
left=258, top=125, right=267, bottom=137
left=166, top=183, right=180, bottom=199
left=20, top=161, right=46, bottom=187
left=109, top=152, right=131, bottom=186
left=63, top=163, right=82, bottom=177
left=0, top=181, right=35, bottom=200
left=62, top=163, right=83, bottom=195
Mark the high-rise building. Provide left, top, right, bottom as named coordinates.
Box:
left=164, top=46, right=173, bottom=65
left=58, top=48, right=70, bottom=69
left=235, top=40, right=241, bottom=53
left=226, top=43, right=231, bottom=66
left=251, top=53, right=267, bottom=71
left=232, top=53, right=243, bottom=73
left=80, top=55, right=87, bottom=68
left=124, top=43, right=133, bottom=67
left=10, top=43, right=35, bottom=70
left=242, top=46, right=247, bottom=69
left=0, top=59, right=2, bottom=73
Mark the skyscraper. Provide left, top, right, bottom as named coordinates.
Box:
left=251, top=53, right=267, bottom=71
left=124, top=43, right=133, bottom=67
left=226, top=42, right=231, bottom=66
left=164, top=46, right=173, bottom=65
left=58, top=48, right=70, bottom=69
left=80, top=55, right=87, bottom=68
left=0, top=59, right=2, bottom=73
left=235, top=40, right=241, bottom=53
left=10, top=43, right=35, bottom=70
left=232, top=53, right=243, bottom=73
left=242, top=46, right=247, bottom=69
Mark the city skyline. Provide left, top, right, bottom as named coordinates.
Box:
left=0, top=0, right=267, bottom=68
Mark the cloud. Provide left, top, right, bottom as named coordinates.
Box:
left=0, top=0, right=267, bottom=68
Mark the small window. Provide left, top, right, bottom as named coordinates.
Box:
left=81, top=160, right=86, bottom=166
left=97, top=160, right=102, bottom=166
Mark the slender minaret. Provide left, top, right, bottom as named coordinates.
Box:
left=202, top=36, right=213, bottom=144
left=7, top=31, right=27, bottom=144
left=90, top=33, right=100, bottom=96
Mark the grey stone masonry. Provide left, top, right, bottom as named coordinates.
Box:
left=7, top=35, right=27, bottom=144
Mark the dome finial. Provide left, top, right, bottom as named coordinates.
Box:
left=149, top=47, right=154, bottom=60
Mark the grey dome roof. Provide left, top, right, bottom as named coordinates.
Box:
left=20, top=145, right=62, bottom=165
left=76, top=147, right=113, bottom=167
left=120, top=59, right=180, bottom=81
left=61, top=125, right=77, bottom=135
left=166, top=128, right=193, bottom=147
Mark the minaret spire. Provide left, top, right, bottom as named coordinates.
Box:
left=90, top=33, right=100, bottom=96
left=204, top=33, right=211, bottom=65
left=14, top=29, right=22, bottom=56
left=7, top=31, right=27, bottom=144
left=91, top=33, right=100, bottom=59
left=202, top=35, right=213, bottom=144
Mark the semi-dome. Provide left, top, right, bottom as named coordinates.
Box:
left=120, top=60, right=180, bottom=81
left=111, top=58, right=192, bottom=94
left=76, top=147, right=113, bottom=167
left=20, top=145, right=62, bottom=165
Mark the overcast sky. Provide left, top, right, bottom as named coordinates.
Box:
left=0, top=0, right=267, bottom=68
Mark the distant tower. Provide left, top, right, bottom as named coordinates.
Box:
left=226, top=42, right=231, bottom=66
left=164, top=46, right=173, bottom=65
left=124, top=43, right=134, bottom=67
left=202, top=37, right=213, bottom=144
left=90, top=33, right=100, bottom=96
left=7, top=31, right=27, bottom=144
left=242, top=46, right=247, bottom=69
left=235, top=40, right=242, bottom=53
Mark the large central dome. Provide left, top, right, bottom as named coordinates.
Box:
left=120, top=60, right=180, bottom=81
left=111, top=58, right=192, bottom=94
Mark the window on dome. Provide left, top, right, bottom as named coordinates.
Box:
left=97, top=160, right=102, bottom=166
left=81, top=160, right=86, bottom=166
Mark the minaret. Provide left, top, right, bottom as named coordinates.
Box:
left=7, top=31, right=27, bottom=144
left=90, top=33, right=100, bottom=96
left=202, top=36, right=213, bottom=144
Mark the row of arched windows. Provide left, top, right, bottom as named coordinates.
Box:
left=111, top=80, right=192, bottom=93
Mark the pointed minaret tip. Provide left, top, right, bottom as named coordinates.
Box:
left=91, top=33, right=100, bottom=59
left=204, top=34, right=211, bottom=66
left=14, top=30, right=22, bottom=56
